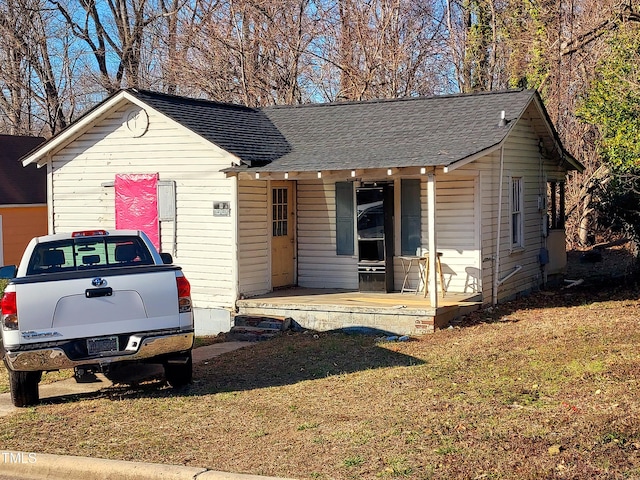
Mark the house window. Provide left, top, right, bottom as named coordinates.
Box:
left=335, top=182, right=354, bottom=255
left=401, top=179, right=421, bottom=255
left=547, top=181, right=565, bottom=230
left=272, top=187, right=288, bottom=236
left=511, top=177, right=524, bottom=248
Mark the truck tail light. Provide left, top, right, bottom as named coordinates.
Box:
left=176, top=276, right=192, bottom=313
left=1, top=291, right=18, bottom=330
left=72, top=230, right=108, bottom=238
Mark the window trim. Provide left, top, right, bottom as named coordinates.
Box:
left=510, top=176, right=524, bottom=249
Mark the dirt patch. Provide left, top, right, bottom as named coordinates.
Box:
left=565, top=241, right=638, bottom=285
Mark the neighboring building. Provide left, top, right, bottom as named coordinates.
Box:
left=0, top=135, right=47, bottom=266
left=21, top=89, right=583, bottom=335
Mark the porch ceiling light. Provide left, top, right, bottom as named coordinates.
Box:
left=255, top=172, right=260, bottom=179
left=317, top=171, right=322, bottom=178
left=420, top=167, right=427, bottom=175
left=351, top=170, right=356, bottom=177
left=284, top=172, right=289, bottom=179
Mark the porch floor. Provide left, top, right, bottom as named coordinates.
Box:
left=236, top=288, right=483, bottom=335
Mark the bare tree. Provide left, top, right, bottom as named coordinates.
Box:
left=0, top=0, right=75, bottom=136
left=50, top=0, right=170, bottom=93
left=0, top=0, right=28, bottom=134
left=172, top=0, right=320, bottom=106
left=328, top=0, right=448, bottom=101
left=444, top=0, right=507, bottom=93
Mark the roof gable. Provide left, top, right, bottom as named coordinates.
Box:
left=129, top=90, right=291, bottom=166
left=0, top=135, right=46, bottom=204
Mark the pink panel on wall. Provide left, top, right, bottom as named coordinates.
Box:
left=115, top=173, right=160, bottom=250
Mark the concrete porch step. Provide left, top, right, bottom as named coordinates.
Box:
left=233, top=314, right=292, bottom=330
left=228, top=315, right=294, bottom=341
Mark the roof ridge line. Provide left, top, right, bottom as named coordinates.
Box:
left=262, top=88, right=532, bottom=110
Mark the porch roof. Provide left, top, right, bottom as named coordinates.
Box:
left=251, top=89, right=581, bottom=173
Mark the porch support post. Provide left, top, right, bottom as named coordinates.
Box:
left=427, top=172, right=438, bottom=308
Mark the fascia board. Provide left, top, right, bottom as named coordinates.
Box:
left=443, top=142, right=505, bottom=173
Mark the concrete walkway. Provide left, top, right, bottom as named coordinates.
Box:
left=0, top=341, right=298, bottom=480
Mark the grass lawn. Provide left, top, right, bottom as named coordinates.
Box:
left=0, top=283, right=638, bottom=479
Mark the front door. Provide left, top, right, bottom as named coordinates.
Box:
left=271, top=181, right=295, bottom=288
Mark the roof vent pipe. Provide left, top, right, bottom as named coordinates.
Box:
left=498, top=110, right=507, bottom=127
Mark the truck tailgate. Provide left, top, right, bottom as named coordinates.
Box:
left=15, top=269, right=180, bottom=342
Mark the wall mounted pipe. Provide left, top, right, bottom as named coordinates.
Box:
left=497, top=265, right=523, bottom=287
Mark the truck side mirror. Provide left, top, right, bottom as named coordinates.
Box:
left=160, top=253, right=173, bottom=265
left=0, top=265, right=17, bottom=279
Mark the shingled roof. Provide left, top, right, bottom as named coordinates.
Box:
left=129, top=90, right=290, bottom=166
left=127, top=88, right=580, bottom=173
left=21, top=88, right=582, bottom=173
left=0, top=135, right=46, bottom=204
left=258, top=89, right=538, bottom=172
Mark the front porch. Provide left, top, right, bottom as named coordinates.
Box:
left=236, top=288, right=483, bottom=335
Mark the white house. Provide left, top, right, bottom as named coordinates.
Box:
left=21, top=89, right=583, bottom=335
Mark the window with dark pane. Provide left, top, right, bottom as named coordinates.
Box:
left=547, top=181, right=565, bottom=230
left=335, top=182, right=355, bottom=255
left=401, top=179, right=421, bottom=255
left=511, top=177, right=523, bottom=247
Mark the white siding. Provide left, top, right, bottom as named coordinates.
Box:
left=237, top=180, right=270, bottom=296
left=297, top=177, right=481, bottom=293
left=297, top=180, right=358, bottom=289
left=434, top=175, right=481, bottom=293
left=459, top=107, right=568, bottom=304
left=392, top=175, right=480, bottom=294
left=49, top=102, right=238, bottom=310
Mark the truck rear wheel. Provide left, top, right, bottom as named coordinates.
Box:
left=164, top=352, right=192, bottom=388
left=8, top=370, right=41, bottom=407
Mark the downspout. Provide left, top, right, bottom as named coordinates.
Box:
left=538, top=140, right=547, bottom=287
left=492, top=145, right=505, bottom=306
left=231, top=174, right=240, bottom=310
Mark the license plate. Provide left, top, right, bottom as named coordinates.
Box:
left=87, top=336, right=119, bottom=355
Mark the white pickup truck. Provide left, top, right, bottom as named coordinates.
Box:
left=0, top=229, right=194, bottom=407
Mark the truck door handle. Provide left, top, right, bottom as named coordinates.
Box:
left=85, top=287, right=113, bottom=298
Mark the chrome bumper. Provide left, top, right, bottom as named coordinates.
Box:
left=4, top=332, right=194, bottom=372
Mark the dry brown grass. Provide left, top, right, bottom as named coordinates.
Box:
left=0, top=283, right=639, bottom=479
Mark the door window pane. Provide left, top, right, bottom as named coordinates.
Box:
left=272, top=187, right=288, bottom=237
